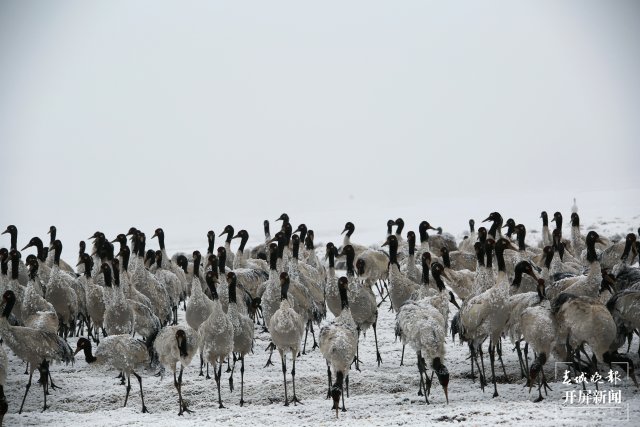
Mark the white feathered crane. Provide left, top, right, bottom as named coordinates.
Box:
left=1, top=290, right=74, bottom=414
left=319, top=276, right=358, bottom=417
left=226, top=272, right=255, bottom=406
left=553, top=293, right=636, bottom=386
left=395, top=286, right=450, bottom=404
left=75, top=334, right=155, bottom=413
left=200, top=270, right=234, bottom=409
left=520, top=303, right=557, bottom=402
left=153, top=325, right=199, bottom=415
left=269, top=272, right=305, bottom=406
left=458, top=238, right=534, bottom=397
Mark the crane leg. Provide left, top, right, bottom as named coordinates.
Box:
left=373, top=322, right=382, bottom=366
left=497, top=338, right=507, bottom=379
left=291, top=353, right=302, bottom=405
left=176, top=366, right=192, bottom=415
left=351, top=328, right=362, bottom=371
left=478, top=344, right=488, bottom=389
left=523, top=342, right=530, bottom=379
left=341, top=376, right=347, bottom=412
left=123, top=374, right=131, bottom=407
left=417, top=351, right=427, bottom=400
left=38, top=361, right=50, bottom=412
left=345, top=374, right=349, bottom=398
left=489, top=340, right=499, bottom=398
left=310, top=321, right=318, bottom=350
left=214, top=361, right=225, bottom=409
left=18, top=370, right=34, bottom=414
left=133, top=372, right=149, bottom=413
left=514, top=340, right=526, bottom=378
left=326, top=363, right=332, bottom=399
left=302, top=320, right=310, bottom=355
left=281, top=353, right=289, bottom=406
left=239, top=355, right=246, bottom=407
left=264, top=342, right=276, bottom=367
left=226, top=353, right=234, bottom=373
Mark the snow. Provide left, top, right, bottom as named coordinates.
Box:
left=3, top=188, right=640, bottom=426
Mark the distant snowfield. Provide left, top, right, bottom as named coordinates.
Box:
left=4, top=188, right=640, bottom=426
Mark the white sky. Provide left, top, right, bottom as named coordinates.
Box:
left=1, top=1, right=639, bottom=251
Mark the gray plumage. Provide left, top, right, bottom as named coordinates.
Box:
left=324, top=243, right=341, bottom=318
left=154, top=325, right=199, bottom=415
left=269, top=272, right=305, bottom=406
left=130, top=235, right=172, bottom=325
left=200, top=271, right=234, bottom=408
left=383, top=236, right=418, bottom=313
left=22, top=260, right=58, bottom=333
left=75, top=334, right=152, bottom=413
left=84, top=259, right=107, bottom=338
left=46, top=241, right=78, bottom=334
left=257, top=244, right=284, bottom=328
left=554, top=294, right=616, bottom=364
left=1, top=290, right=74, bottom=413
left=226, top=272, right=255, bottom=406
left=319, top=276, right=358, bottom=415
left=103, top=262, right=135, bottom=336
left=186, top=252, right=213, bottom=332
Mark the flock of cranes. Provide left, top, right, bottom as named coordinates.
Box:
left=0, top=207, right=639, bottom=423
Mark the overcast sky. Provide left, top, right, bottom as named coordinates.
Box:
left=1, top=1, right=639, bottom=251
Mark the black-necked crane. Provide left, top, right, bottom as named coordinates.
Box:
left=319, top=276, right=358, bottom=417
left=269, top=272, right=305, bottom=406
left=154, top=325, right=199, bottom=415
left=1, top=290, right=74, bottom=413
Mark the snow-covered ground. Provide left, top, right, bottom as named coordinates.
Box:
left=4, top=188, right=640, bottom=426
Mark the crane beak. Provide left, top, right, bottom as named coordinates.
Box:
left=449, top=291, right=460, bottom=310
left=482, top=216, right=491, bottom=222
left=21, top=243, right=31, bottom=251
